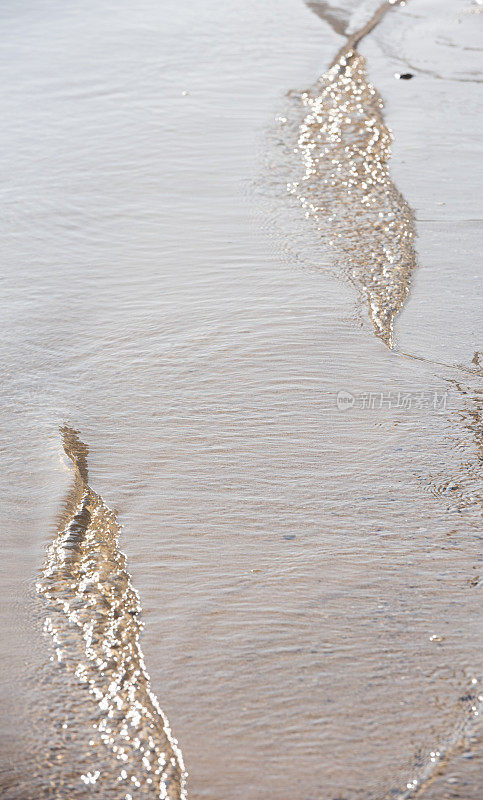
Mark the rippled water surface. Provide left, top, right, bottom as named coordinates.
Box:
left=0, top=1, right=482, bottom=798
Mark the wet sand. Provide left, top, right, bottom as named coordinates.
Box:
left=0, top=1, right=482, bottom=798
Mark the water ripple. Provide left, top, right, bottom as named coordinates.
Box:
left=36, top=426, right=187, bottom=799
left=287, top=43, right=417, bottom=347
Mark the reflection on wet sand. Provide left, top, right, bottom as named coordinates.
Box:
left=35, top=427, right=187, bottom=799
left=288, top=2, right=416, bottom=347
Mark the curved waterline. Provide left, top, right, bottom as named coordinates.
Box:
left=36, top=426, right=187, bottom=799
left=288, top=2, right=416, bottom=348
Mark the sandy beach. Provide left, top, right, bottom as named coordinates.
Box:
left=0, top=1, right=481, bottom=798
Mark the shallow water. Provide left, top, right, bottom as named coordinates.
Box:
left=0, top=1, right=482, bottom=798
